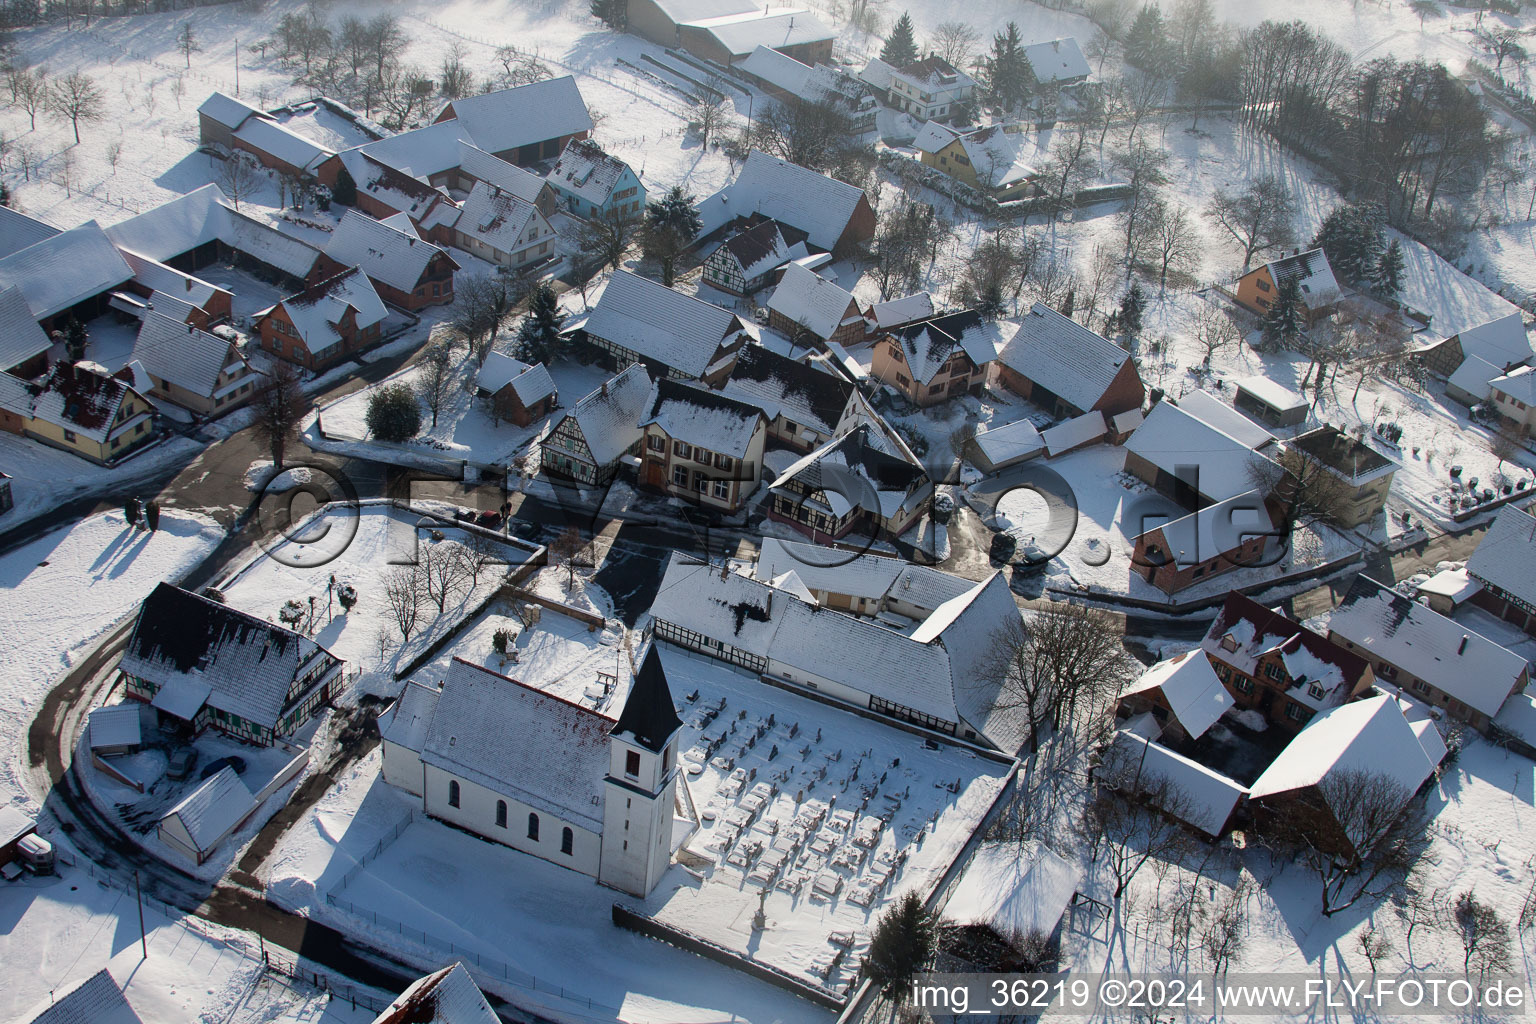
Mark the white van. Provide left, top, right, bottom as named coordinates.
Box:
left=16, top=833, right=54, bottom=875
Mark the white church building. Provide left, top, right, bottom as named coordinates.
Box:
left=378, top=647, right=684, bottom=898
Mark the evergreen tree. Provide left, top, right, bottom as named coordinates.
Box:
left=642, top=185, right=702, bottom=287
left=366, top=382, right=422, bottom=441
left=590, top=0, right=625, bottom=29
left=880, top=12, right=919, bottom=68
left=1060, top=288, right=1075, bottom=320
left=1373, top=238, right=1405, bottom=298
left=145, top=501, right=160, bottom=532
left=985, top=22, right=1030, bottom=112
left=516, top=282, right=565, bottom=363
left=124, top=497, right=140, bottom=527
left=1110, top=282, right=1146, bottom=337
left=331, top=164, right=357, bottom=206
left=65, top=317, right=87, bottom=361
left=1123, top=3, right=1169, bottom=69
left=0, top=181, right=10, bottom=208
left=1312, top=203, right=1384, bottom=285
left=862, top=891, right=937, bottom=1002
left=1262, top=275, right=1306, bottom=348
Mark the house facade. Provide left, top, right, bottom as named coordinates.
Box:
left=452, top=182, right=558, bottom=272
left=255, top=268, right=389, bottom=371
left=0, top=362, right=156, bottom=465
left=129, top=311, right=260, bottom=418
left=322, top=209, right=458, bottom=311
left=767, top=424, right=932, bottom=542
left=546, top=140, right=645, bottom=221
left=639, top=380, right=767, bottom=513
left=702, top=221, right=791, bottom=296
left=1131, top=490, right=1277, bottom=594
left=1467, top=506, right=1536, bottom=636
left=1288, top=426, right=1399, bottom=528
left=539, top=365, right=654, bottom=485
left=478, top=353, right=557, bottom=428
left=573, top=271, right=750, bottom=382
left=995, top=304, right=1144, bottom=418
left=767, top=263, right=869, bottom=347
left=868, top=310, right=1003, bottom=408
left=1233, top=249, right=1341, bottom=325
left=886, top=56, right=976, bottom=122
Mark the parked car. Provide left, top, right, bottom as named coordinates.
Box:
left=989, top=532, right=1017, bottom=564
left=16, top=833, right=53, bottom=875
left=166, top=748, right=198, bottom=781
left=200, top=756, right=247, bottom=781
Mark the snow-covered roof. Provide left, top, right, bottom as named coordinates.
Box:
left=767, top=263, right=861, bottom=340
left=1175, top=390, right=1274, bottom=449
left=421, top=658, right=613, bottom=832
left=1104, top=731, right=1245, bottom=836
left=1126, top=401, right=1276, bottom=504
left=944, top=841, right=1081, bottom=940
left=1491, top=364, right=1536, bottom=406
left=104, top=185, right=325, bottom=280
left=0, top=286, right=53, bottom=371
left=679, top=8, right=834, bottom=56
left=1041, top=410, right=1106, bottom=456
left=88, top=704, right=142, bottom=751
left=131, top=311, right=243, bottom=399
left=1247, top=695, right=1438, bottom=834
left=23, top=969, right=143, bottom=1024
left=892, top=55, right=975, bottom=91
left=0, top=804, right=34, bottom=848
left=0, top=221, right=134, bottom=322
left=547, top=139, right=633, bottom=206
left=454, top=180, right=541, bottom=255
left=119, top=249, right=227, bottom=311
left=235, top=114, right=333, bottom=171
left=997, top=303, right=1134, bottom=414
left=696, top=150, right=868, bottom=251
left=0, top=361, right=144, bottom=445
left=1415, top=567, right=1482, bottom=605
left=379, top=680, right=441, bottom=756
left=870, top=292, right=935, bottom=330
left=1494, top=693, right=1536, bottom=751
left=120, top=583, right=342, bottom=732
left=1448, top=354, right=1504, bottom=402
left=561, top=364, right=655, bottom=466
left=719, top=344, right=854, bottom=435
left=478, top=351, right=555, bottom=405
left=453, top=140, right=549, bottom=205
left=859, top=56, right=896, bottom=91
left=438, top=76, right=593, bottom=157
left=324, top=208, right=454, bottom=294
left=643, top=378, right=764, bottom=458
left=336, top=150, right=459, bottom=225
left=1112, top=408, right=1143, bottom=433
left=740, top=44, right=815, bottom=95
left=889, top=309, right=1008, bottom=385
left=1450, top=312, right=1533, bottom=370
left=1259, top=248, right=1340, bottom=307
left=1142, top=488, right=1274, bottom=567
left=1327, top=575, right=1526, bottom=719
left=1234, top=375, right=1308, bottom=414
left=648, top=0, right=756, bottom=21
left=1021, top=37, right=1090, bottom=83
left=770, top=424, right=929, bottom=519
left=1467, top=505, right=1536, bottom=609
left=1290, top=426, right=1399, bottom=486
left=353, top=119, right=472, bottom=180
left=197, top=90, right=262, bottom=130
left=1121, top=650, right=1234, bottom=739
left=160, top=766, right=256, bottom=852
left=713, top=220, right=791, bottom=283
left=579, top=271, right=747, bottom=378
left=912, top=573, right=1028, bottom=747
left=971, top=417, right=1044, bottom=468
left=266, top=268, right=388, bottom=356
left=753, top=536, right=973, bottom=611
left=371, top=964, right=499, bottom=1024
left=0, top=206, right=61, bottom=260
left=1202, top=592, right=1370, bottom=704
left=954, top=126, right=1038, bottom=188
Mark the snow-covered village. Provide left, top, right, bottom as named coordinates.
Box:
left=8, top=0, right=1536, bottom=1019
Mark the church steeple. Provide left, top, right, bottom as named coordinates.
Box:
left=611, top=645, right=682, bottom=753
left=598, top=645, right=683, bottom=897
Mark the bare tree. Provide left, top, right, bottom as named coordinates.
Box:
left=1113, top=140, right=1170, bottom=263
left=931, top=21, right=979, bottom=68
left=1454, top=890, right=1514, bottom=979
left=379, top=64, right=434, bottom=131
left=1207, top=176, right=1297, bottom=272
left=1356, top=925, right=1392, bottom=973
left=1080, top=242, right=1120, bottom=329
left=1191, top=303, right=1240, bottom=367
left=251, top=364, right=306, bottom=470
left=456, top=530, right=506, bottom=589
left=176, top=21, right=201, bottom=68
left=1488, top=421, right=1524, bottom=479
left=105, top=138, right=122, bottom=173
left=983, top=603, right=1133, bottom=755
left=217, top=154, right=261, bottom=210
left=49, top=70, right=104, bottom=144
left=493, top=45, right=551, bottom=88
left=1248, top=445, right=1352, bottom=530
left=414, top=337, right=459, bottom=429
left=1201, top=874, right=1254, bottom=976
left=1084, top=743, right=1198, bottom=899
left=749, top=98, right=851, bottom=172
left=1140, top=199, right=1200, bottom=290
left=550, top=526, right=587, bottom=592
left=687, top=81, right=730, bottom=147
left=420, top=542, right=472, bottom=613
left=385, top=565, right=422, bottom=641
left=575, top=207, right=639, bottom=270
left=12, top=67, right=47, bottom=130
left=438, top=41, right=473, bottom=100
left=1037, top=121, right=1097, bottom=217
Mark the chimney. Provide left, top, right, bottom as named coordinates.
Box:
left=1458, top=635, right=1469, bottom=655
left=187, top=322, right=194, bottom=333
left=600, top=380, right=608, bottom=397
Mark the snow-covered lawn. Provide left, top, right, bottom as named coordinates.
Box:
left=0, top=432, right=206, bottom=530
left=215, top=502, right=541, bottom=697
left=1, top=509, right=223, bottom=806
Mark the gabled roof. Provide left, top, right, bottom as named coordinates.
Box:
left=770, top=423, right=929, bottom=519
left=1327, top=575, right=1526, bottom=719
left=767, top=262, right=862, bottom=340
left=643, top=378, right=764, bottom=457
left=0, top=221, right=134, bottom=321
left=911, top=573, right=1025, bottom=745
left=437, top=76, right=593, bottom=156
left=234, top=114, right=333, bottom=171
left=23, top=970, right=143, bottom=1024
left=104, top=184, right=325, bottom=280
left=323, top=208, right=455, bottom=294
left=997, top=303, right=1135, bottom=413
left=560, top=363, right=655, bottom=465
left=1447, top=354, right=1504, bottom=402
left=740, top=44, right=816, bottom=95
left=1234, top=375, right=1308, bottom=414
left=370, top=964, right=499, bottom=1024
left=1258, top=248, right=1340, bottom=307
left=1126, top=401, right=1276, bottom=504
left=648, top=0, right=756, bottom=21
left=889, top=309, right=1009, bottom=385
left=1021, top=37, right=1090, bottom=83
left=336, top=150, right=460, bottom=226
left=0, top=206, right=61, bottom=259
left=1449, top=311, right=1533, bottom=369
left=131, top=311, right=243, bottom=399
left=197, top=90, right=262, bottom=130
left=119, top=249, right=228, bottom=311
left=870, top=292, right=935, bottom=330
left=420, top=659, right=612, bottom=831
left=456, top=140, right=551, bottom=205
left=120, top=583, right=342, bottom=731
left=479, top=351, right=556, bottom=405
left=547, top=139, right=634, bottom=206
left=679, top=7, right=834, bottom=56
left=379, top=680, right=442, bottom=754
left=971, top=417, right=1045, bottom=467
left=1290, top=425, right=1399, bottom=485
left=753, top=535, right=973, bottom=609
left=353, top=119, right=473, bottom=180
left=1174, top=390, right=1274, bottom=449
left=0, top=361, right=146, bottom=445
left=1491, top=364, right=1536, bottom=406
left=0, top=286, right=54, bottom=371
left=1121, top=650, right=1234, bottom=739
left=696, top=150, right=869, bottom=251
left=714, top=220, right=791, bottom=282
left=613, top=646, right=682, bottom=753
left=1467, top=505, right=1536, bottom=609
left=264, top=268, right=388, bottom=356
left=160, top=766, right=256, bottom=852
left=579, top=271, right=747, bottom=378
left=1141, top=488, right=1274, bottom=566
left=720, top=344, right=857, bottom=436
left=1104, top=731, right=1246, bottom=836
left=944, top=841, right=1080, bottom=940
left=893, top=55, right=973, bottom=89
left=1201, top=591, right=1371, bottom=701
left=88, top=704, right=143, bottom=751
left=454, top=181, right=542, bottom=254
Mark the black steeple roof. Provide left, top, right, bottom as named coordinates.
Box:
left=613, top=646, right=683, bottom=753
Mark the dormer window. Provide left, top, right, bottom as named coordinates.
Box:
left=1220, top=633, right=1239, bottom=653
left=1307, top=682, right=1326, bottom=700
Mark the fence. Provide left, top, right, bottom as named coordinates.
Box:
left=332, top=811, right=415, bottom=892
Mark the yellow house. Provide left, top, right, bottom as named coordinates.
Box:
left=0, top=361, right=156, bottom=464
left=913, top=122, right=1039, bottom=201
